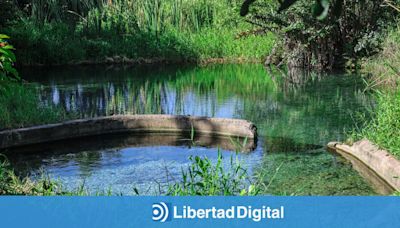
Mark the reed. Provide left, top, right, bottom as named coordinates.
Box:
left=5, top=0, right=275, bottom=65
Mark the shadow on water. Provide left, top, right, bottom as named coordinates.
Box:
left=3, top=132, right=256, bottom=178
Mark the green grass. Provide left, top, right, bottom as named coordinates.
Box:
left=352, top=90, right=400, bottom=158
left=356, top=25, right=400, bottom=158
left=4, top=0, right=275, bottom=65
left=167, top=151, right=261, bottom=196
left=0, top=82, right=72, bottom=130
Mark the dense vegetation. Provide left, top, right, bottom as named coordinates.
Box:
left=1, top=0, right=274, bottom=65
left=353, top=23, right=400, bottom=158
left=362, top=26, right=400, bottom=90
left=241, top=0, right=399, bottom=69
left=353, top=91, right=400, bottom=158
left=0, top=34, right=71, bottom=129
left=1, top=0, right=400, bottom=195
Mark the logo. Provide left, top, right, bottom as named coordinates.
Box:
left=151, top=203, right=284, bottom=222
left=152, top=202, right=170, bottom=222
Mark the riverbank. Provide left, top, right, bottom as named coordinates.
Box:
left=6, top=24, right=274, bottom=66
left=2, top=1, right=275, bottom=66
left=17, top=56, right=264, bottom=67
left=353, top=24, right=400, bottom=159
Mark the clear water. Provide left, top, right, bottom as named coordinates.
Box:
left=7, top=64, right=376, bottom=195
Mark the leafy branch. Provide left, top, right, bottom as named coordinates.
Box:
left=0, top=34, right=19, bottom=81
left=242, top=0, right=345, bottom=20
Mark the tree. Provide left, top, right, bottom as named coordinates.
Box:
left=241, top=0, right=399, bottom=70
left=0, top=34, right=19, bottom=81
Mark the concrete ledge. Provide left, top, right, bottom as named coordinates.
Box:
left=0, top=115, right=257, bottom=149
left=328, top=140, right=400, bottom=193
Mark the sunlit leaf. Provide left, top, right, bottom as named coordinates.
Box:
left=0, top=34, right=10, bottom=39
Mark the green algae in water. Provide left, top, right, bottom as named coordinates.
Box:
left=256, top=150, right=375, bottom=196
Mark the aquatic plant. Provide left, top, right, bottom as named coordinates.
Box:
left=0, top=34, right=18, bottom=81
left=167, top=151, right=261, bottom=196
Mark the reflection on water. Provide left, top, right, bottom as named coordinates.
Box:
left=10, top=64, right=377, bottom=195
left=6, top=133, right=260, bottom=195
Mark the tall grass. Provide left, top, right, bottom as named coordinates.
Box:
left=357, top=24, right=400, bottom=158
left=167, top=151, right=261, bottom=196
left=352, top=90, right=400, bottom=158
left=362, top=25, right=400, bottom=90
left=29, top=0, right=104, bottom=24
left=5, top=0, right=275, bottom=65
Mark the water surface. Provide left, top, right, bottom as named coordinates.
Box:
left=7, top=64, right=376, bottom=195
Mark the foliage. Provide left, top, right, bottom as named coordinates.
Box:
left=0, top=34, right=19, bottom=81
left=352, top=90, right=400, bottom=158
left=0, top=0, right=19, bottom=28
left=0, top=156, right=63, bottom=195
left=242, top=0, right=400, bottom=19
left=26, top=0, right=103, bottom=25
left=352, top=1, right=400, bottom=160
left=362, top=26, right=400, bottom=90
left=167, top=151, right=261, bottom=196
left=4, top=0, right=274, bottom=65
left=241, top=0, right=399, bottom=69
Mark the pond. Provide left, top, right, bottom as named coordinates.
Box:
left=7, top=64, right=377, bottom=195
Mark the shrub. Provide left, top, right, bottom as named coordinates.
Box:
left=362, top=26, right=400, bottom=90
left=0, top=34, right=18, bottom=81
